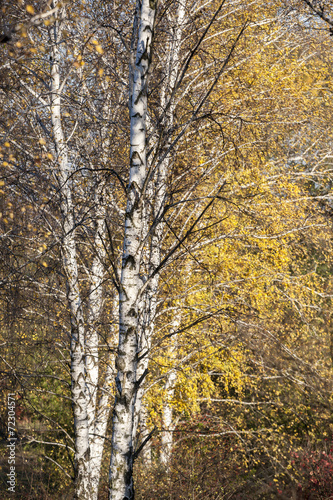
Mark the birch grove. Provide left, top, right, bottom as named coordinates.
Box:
left=1, top=0, right=333, bottom=499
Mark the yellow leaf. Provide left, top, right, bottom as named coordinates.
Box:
left=4, top=142, right=10, bottom=147
left=38, top=138, right=46, bottom=145
left=26, top=5, right=35, bottom=14
left=95, top=45, right=104, bottom=54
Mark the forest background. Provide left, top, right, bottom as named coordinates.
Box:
left=1, top=0, right=333, bottom=499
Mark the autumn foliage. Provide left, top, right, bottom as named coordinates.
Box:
left=1, top=0, right=333, bottom=499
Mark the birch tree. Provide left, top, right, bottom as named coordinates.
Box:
left=108, top=1, right=159, bottom=497
left=109, top=0, right=248, bottom=497
left=0, top=1, right=123, bottom=498
left=134, top=0, right=187, bottom=469
left=48, top=4, right=121, bottom=496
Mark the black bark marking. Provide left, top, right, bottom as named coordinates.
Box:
left=134, top=92, right=144, bottom=106
left=125, top=326, right=136, bottom=339
left=123, top=255, right=136, bottom=270
left=130, top=151, right=143, bottom=165
left=115, top=356, right=126, bottom=371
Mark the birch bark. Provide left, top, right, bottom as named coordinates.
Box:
left=109, top=3, right=187, bottom=495
left=160, top=269, right=191, bottom=468
left=50, top=3, right=116, bottom=498
left=160, top=318, right=180, bottom=467
left=109, top=1, right=158, bottom=499
left=86, top=77, right=117, bottom=499
left=85, top=206, right=107, bottom=500
left=139, top=402, right=152, bottom=466
left=131, top=0, right=186, bottom=461
left=49, top=3, right=91, bottom=498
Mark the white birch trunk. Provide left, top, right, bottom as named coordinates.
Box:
left=49, top=3, right=91, bottom=497
left=86, top=75, right=117, bottom=499
left=90, top=360, right=114, bottom=492
left=86, top=208, right=107, bottom=500
left=109, top=2, right=158, bottom=499
left=160, top=374, right=177, bottom=467
left=160, top=331, right=178, bottom=467
left=160, top=260, right=191, bottom=467
left=86, top=212, right=106, bottom=434
left=131, top=0, right=186, bottom=462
